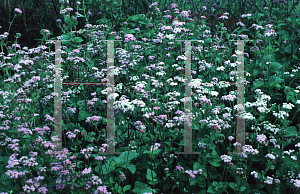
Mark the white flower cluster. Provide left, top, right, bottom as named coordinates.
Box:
left=129, top=141, right=137, bottom=152
left=162, top=152, right=177, bottom=162
left=217, top=81, right=231, bottom=88
left=282, top=170, right=297, bottom=180
left=264, top=176, right=273, bottom=185
left=265, top=154, right=276, bottom=160
left=282, top=149, right=295, bottom=156
left=261, top=121, right=280, bottom=135
left=272, top=111, right=289, bottom=120
left=150, top=143, right=161, bottom=152
left=131, top=99, right=145, bottom=108
left=282, top=103, right=295, bottom=110
left=166, top=91, right=181, bottom=101
left=60, top=7, right=73, bottom=14
left=251, top=171, right=259, bottom=179
left=216, top=66, right=225, bottom=71
left=115, top=83, right=123, bottom=92
left=114, top=98, right=135, bottom=113
left=243, top=112, right=256, bottom=120
left=220, top=155, right=232, bottom=163
left=165, top=122, right=176, bottom=128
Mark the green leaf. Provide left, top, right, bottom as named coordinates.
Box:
left=240, top=186, right=246, bottom=192
left=284, top=126, right=298, bottom=137
left=78, top=110, right=93, bottom=121
left=64, top=16, right=72, bottom=24
left=86, top=61, right=94, bottom=69
left=284, top=43, right=292, bottom=54
left=269, top=82, right=281, bottom=89
left=282, top=33, right=290, bottom=40
left=278, top=23, right=288, bottom=27
left=229, top=182, right=237, bottom=190
left=22, top=135, right=33, bottom=139
left=95, top=165, right=100, bottom=173
left=199, top=190, right=207, bottom=194
left=269, top=75, right=284, bottom=83
left=293, top=45, right=299, bottom=55
left=123, top=185, right=131, bottom=192
left=127, top=164, right=136, bottom=174
left=204, top=38, right=212, bottom=44
left=237, top=28, right=250, bottom=35
left=269, top=165, right=275, bottom=170
left=193, top=162, right=201, bottom=170
left=269, top=62, right=283, bottom=73
left=286, top=91, right=295, bottom=102
left=117, top=185, right=122, bottom=193
left=117, top=151, right=139, bottom=164
left=130, top=14, right=145, bottom=21
left=132, top=181, right=153, bottom=194
left=277, top=30, right=287, bottom=35
left=146, top=169, right=157, bottom=181
left=207, top=185, right=216, bottom=193
left=209, top=158, right=221, bottom=167
left=211, top=149, right=218, bottom=156
left=252, top=80, right=264, bottom=89
left=109, top=176, right=114, bottom=183
left=190, top=178, right=198, bottom=185
left=73, top=37, right=84, bottom=43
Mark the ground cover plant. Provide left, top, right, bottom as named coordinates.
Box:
left=0, top=0, right=300, bottom=193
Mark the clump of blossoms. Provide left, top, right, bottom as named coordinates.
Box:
left=220, top=155, right=233, bottom=163
left=86, top=116, right=101, bottom=123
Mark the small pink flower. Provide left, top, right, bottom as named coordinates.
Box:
left=120, top=175, right=126, bottom=180
left=15, top=8, right=22, bottom=14
left=28, top=66, right=32, bottom=70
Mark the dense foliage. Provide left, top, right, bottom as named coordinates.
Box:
left=0, top=0, right=300, bottom=193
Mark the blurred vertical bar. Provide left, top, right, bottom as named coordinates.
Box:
left=236, top=40, right=245, bottom=154
left=228, top=39, right=253, bottom=155
left=106, top=40, right=116, bottom=154
left=183, top=40, right=192, bottom=154
left=175, top=40, right=201, bottom=155
left=54, top=40, right=62, bottom=154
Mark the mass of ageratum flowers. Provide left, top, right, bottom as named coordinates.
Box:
left=0, top=0, right=300, bottom=193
